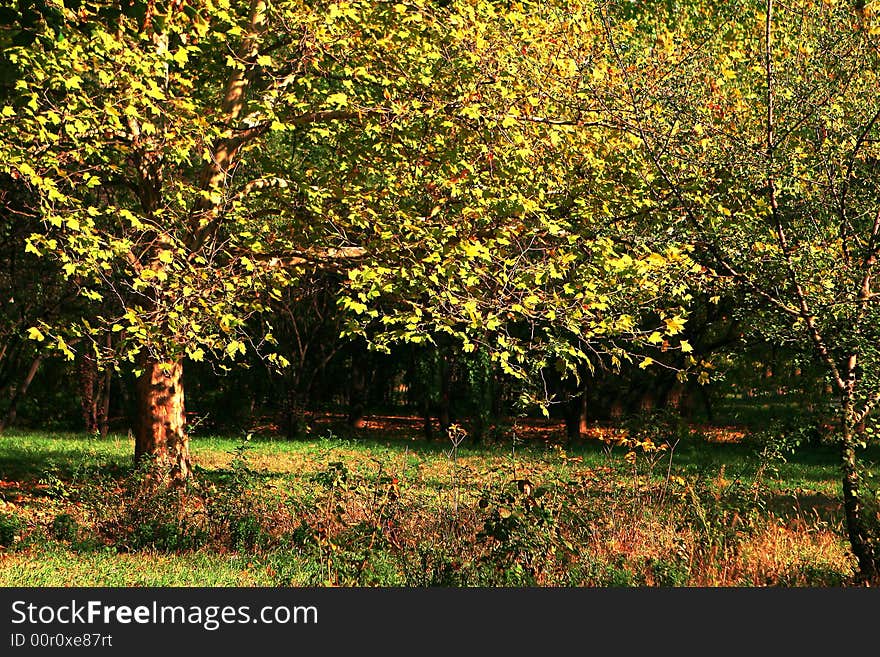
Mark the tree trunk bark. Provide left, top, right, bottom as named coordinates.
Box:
left=134, top=358, right=190, bottom=481
left=79, top=351, right=98, bottom=434
left=839, top=410, right=879, bottom=584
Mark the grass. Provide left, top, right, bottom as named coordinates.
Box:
left=0, top=423, right=876, bottom=587
left=0, top=547, right=303, bottom=586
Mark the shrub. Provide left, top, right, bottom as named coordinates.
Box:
left=476, top=478, right=566, bottom=585
left=50, top=513, right=79, bottom=542
left=0, top=513, right=21, bottom=547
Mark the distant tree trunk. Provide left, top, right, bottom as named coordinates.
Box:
left=421, top=398, right=434, bottom=441
left=98, top=366, right=111, bottom=437
left=0, top=354, right=43, bottom=433
left=283, top=386, right=304, bottom=439
left=117, top=372, right=134, bottom=432
left=134, top=358, right=189, bottom=481
left=79, top=352, right=99, bottom=434
left=697, top=384, right=714, bottom=424
left=96, top=333, right=112, bottom=437
left=347, top=357, right=366, bottom=429
left=609, top=397, right=624, bottom=420
left=638, top=389, right=656, bottom=413
left=565, top=390, right=589, bottom=441
left=665, top=382, right=683, bottom=411
left=438, top=353, right=452, bottom=435
left=492, top=383, right=505, bottom=419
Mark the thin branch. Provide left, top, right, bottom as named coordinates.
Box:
left=247, top=246, right=367, bottom=271
left=854, top=391, right=880, bottom=427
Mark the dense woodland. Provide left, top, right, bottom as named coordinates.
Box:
left=2, top=0, right=880, bottom=585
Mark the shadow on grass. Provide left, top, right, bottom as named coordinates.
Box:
left=767, top=491, right=845, bottom=526
left=0, top=444, right=130, bottom=483
left=3, top=425, right=879, bottom=496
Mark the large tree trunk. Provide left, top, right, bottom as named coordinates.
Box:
left=134, top=358, right=190, bottom=480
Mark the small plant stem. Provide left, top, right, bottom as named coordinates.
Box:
left=659, top=439, right=680, bottom=506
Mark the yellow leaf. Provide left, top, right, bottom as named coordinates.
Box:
left=327, top=92, right=348, bottom=108
left=665, top=315, right=686, bottom=335
left=226, top=340, right=245, bottom=358
left=56, top=336, right=74, bottom=361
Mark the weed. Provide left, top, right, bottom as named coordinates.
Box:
left=476, top=477, right=568, bottom=585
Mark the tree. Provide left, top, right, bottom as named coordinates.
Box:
left=587, top=0, right=880, bottom=582
left=1, top=0, right=696, bottom=479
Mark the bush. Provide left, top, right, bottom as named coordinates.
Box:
left=476, top=479, right=566, bottom=585
left=0, top=513, right=21, bottom=547
left=648, top=556, right=691, bottom=587
left=228, top=515, right=269, bottom=551
left=128, top=519, right=207, bottom=552
left=50, top=513, right=79, bottom=542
